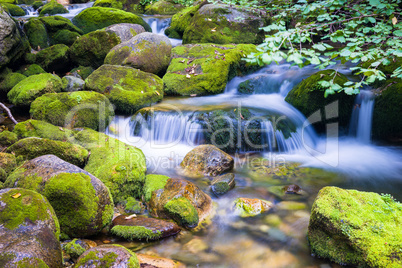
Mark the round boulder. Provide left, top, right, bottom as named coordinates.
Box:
left=180, top=144, right=234, bottom=177
left=0, top=188, right=62, bottom=268
left=5, top=155, right=114, bottom=238
left=61, top=75, right=85, bottom=92
left=75, top=244, right=140, bottom=268
left=105, top=23, right=146, bottom=42
left=105, top=32, right=172, bottom=76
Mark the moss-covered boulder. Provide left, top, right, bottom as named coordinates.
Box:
left=143, top=174, right=170, bottom=202
left=0, top=152, right=17, bottom=178
left=165, top=5, right=199, bottom=39
left=63, top=239, right=86, bottom=260
left=149, top=178, right=213, bottom=228
left=5, top=155, right=114, bottom=238
left=180, top=144, right=234, bottom=177
left=285, top=70, right=355, bottom=132
left=211, top=173, right=235, bottom=196
left=145, top=0, right=185, bottom=15
left=20, top=64, right=46, bottom=77
left=69, top=66, right=94, bottom=80
left=61, top=75, right=85, bottom=92
left=1, top=3, right=25, bottom=16
left=39, top=0, right=68, bottom=16
left=13, top=119, right=72, bottom=141
left=85, top=64, right=163, bottom=114
left=0, top=72, right=26, bottom=94
left=72, top=7, right=151, bottom=34
left=73, top=127, right=147, bottom=203
left=35, top=44, right=70, bottom=73
left=163, top=44, right=258, bottom=96
left=93, top=0, right=144, bottom=14
left=0, top=130, right=18, bottom=148
left=52, top=29, right=81, bottom=46
left=30, top=91, right=114, bottom=131
left=0, top=6, right=30, bottom=69
left=7, top=137, right=89, bottom=167
left=23, top=18, right=49, bottom=50
left=234, top=198, right=273, bottom=217
left=7, top=73, right=63, bottom=107
left=69, top=30, right=121, bottom=69
left=105, top=32, right=172, bottom=76
left=32, top=0, right=44, bottom=10
left=105, top=23, right=146, bottom=42
left=372, top=79, right=402, bottom=142
left=75, top=244, right=140, bottom=268
left=308, top=187, right=402, bottom=267
left=182, top=4, right=268, bottom=45
left=0, top=188, right=62, bottom=268
left=110, top=215, right=181, bottom=241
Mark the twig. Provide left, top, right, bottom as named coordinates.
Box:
left=0, top=102, right=18, bottom=125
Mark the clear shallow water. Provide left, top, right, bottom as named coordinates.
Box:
left=104, top=63, right=402, bottom=267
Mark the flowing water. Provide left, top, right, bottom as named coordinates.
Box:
left=16, top=1, right=94, bottom=19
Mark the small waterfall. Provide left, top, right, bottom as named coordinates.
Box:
left=15, top=1, right=93, bottom=19
left=349, top=90, right=375, bottom=143
left=143, top=16, right=182, bottom=46
left=18, top=4, right=37, bottom=17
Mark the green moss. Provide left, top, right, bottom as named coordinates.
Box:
left=0, top=188, right=60, bottom=238
left=21, top=64, right=46, bottom=77
left=76, top=245, right=140, bottom=268
left=43, top=173, right=99, bottom=237
left=13, top=119, right=72, bottom=141
left=0, top=72, right=26, bottom=94
left=0, top=168, right=6, bottom=182
left=166, top=5, right=199, bottom=38
left=32, top=1, right=44, bottom=10
left=0, top=152, right=17, bottom=175
left=124, top=197, right=143, bottom=213
left=308, top=187, right=402, bottom=267
left=40, top=16, right=83, bottom=35
left=1, top=3, right=25, bottom=16
left=84, top=64, right=163, bottom=114
left=372, top=79, right=402, bottom=141
left=24, top=19, right=48, bottom=50
left=145, top=0, right=185, bottom=15
left=111, top=225, right=162, bottom=241
left=7, top=137, right=89, bottom=167
left=234, top=198, right=272, bottom=217
left=35, top=44, right=70, bottom=73
left=24, top=53, right=36, bottom=64
left=15, top=257, right=50, bottom=268
left=285, top=69, right=355, bottom=132
left=30, top=91, right=114, bottom=131
left=70, top=66, right=94, bottom=80
left=64, top=239, right=86, bottom=259
left=143, top=174, right=169, bottom=202
left=164, top=197, right=199, bottom=228
left=69, top=30, right=121, bottom=69
left=7, top=73, right=62, bottom=106
left=93, top=0, right=145, bottom=14
left=163, top=44, right=258, bottom=96
left=39, top=0, right=68, bottom=16
left=52, top=29, right=81, bottom=46
left=73, top=128, right=147, bottom=203
left=72, top=7, right=151, bottom=34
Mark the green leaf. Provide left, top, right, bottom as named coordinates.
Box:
left=340, top=49, right=351, bottom=57
left=367, top=17, right=376, bottom=24
left=313, top=43, right=326, bottom=51
left=394, top=30, right=402, bottom=37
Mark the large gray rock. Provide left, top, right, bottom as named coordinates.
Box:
left=62, top=75, right=85, bottom=92
left=0, top=188, right=62, bottom=268
left=105, top=32, right=172, bottom=76
left=0, top=6, right=29, bottom=69
left=105, top=23, right=146, bottom=42
left=5, top=155, right=114, bottom=238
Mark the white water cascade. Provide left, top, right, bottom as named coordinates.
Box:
left=349, top=90, right=375, bottom=143
left=143, top=16, right=182, bottom=46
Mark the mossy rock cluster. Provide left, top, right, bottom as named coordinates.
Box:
left=166, top=3, right=269, bottom=44
left=180, top=144, right=234, bottom=177
left=93, top=0, right=145, bottom=14
left=75, top=245, right=140, bottom=268
left=85, top=64, right=163, bottom=114
left=5, top=155, right=114, bottom=238
left=24, top=16, right=83, bottom=50
left=69, top=29, right=121, bottom=69
left=372, top=79, right=402, bottom=142
left=35, top=44, right=70, bottom=73
left=7, top=137, right=89, bottom=167
left=285, top=69, right=355, bottom=132
left=39, top=0, right=68, bottom=16
left=30, top=91, right=114, bottom=131
left=0, top=72, right=26, bottom=94
left=7, top=73, right=63, bottom=107
left=163, top=44, right=259, bottom=96
left=308, top=186, right=402, bottom=267
left=1, top=3, right=25, bottom=16
left=0, top=188, right=62, bottom=268
left=104, top=32, right=172, bottom=76
left=72, top=7, right=151, bottom=34
left=144, top=0, right=185, bottom=15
